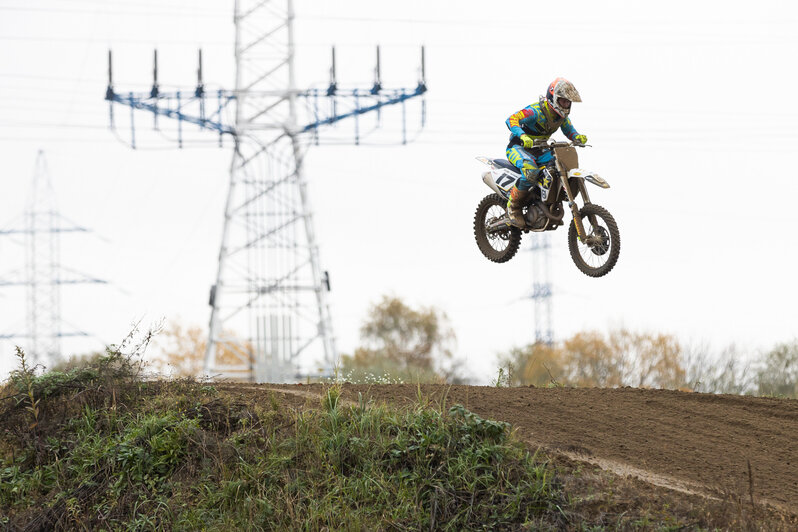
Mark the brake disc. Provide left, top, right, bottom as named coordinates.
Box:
left=588, top=227, right=610, bottom=256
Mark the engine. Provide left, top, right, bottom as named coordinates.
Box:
left=524, top=203, right=548, bottom=230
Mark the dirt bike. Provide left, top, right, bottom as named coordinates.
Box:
left=473, top=140, right=620, bottom=277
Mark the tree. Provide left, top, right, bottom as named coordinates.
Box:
left=499, top=328, right=688, bottom=389
left=682, top=343, right=754, bottom=395
left=756, top=341, right=798, bottom=398
left=499, top=342, right=563, bottom=387
left=342, top=296, right=459, bottom=382
left=560, top=331, right=623, bottom=387
left=152, top=321, right=252, bottom=378
left=608, top=329, right=685, bottom=389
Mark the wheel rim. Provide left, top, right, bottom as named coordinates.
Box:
left=588, top=226, right=609, bottom=256
left=576, top=216, right=614, bottom=269
left=485, top=204, right=512, bottom=253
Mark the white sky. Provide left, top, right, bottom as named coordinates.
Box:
left=1, top=0, right=797, bottom=382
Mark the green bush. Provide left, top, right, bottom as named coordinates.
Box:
left=1, top=353, right=563, bottom=530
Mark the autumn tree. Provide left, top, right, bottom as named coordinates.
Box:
left=500, top=342, right=563, bottom=387
left=342, top=296, right=459, bottom=382
left=608, top=329, right=685, bottom=389
left=560, top=331, right=624, bottom=387
left=152, top=321, right=252, bottom=378
left=500, top=328, right=687, bottom=389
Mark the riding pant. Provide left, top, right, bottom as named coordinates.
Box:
left=505, top=145, right=554, bottom=191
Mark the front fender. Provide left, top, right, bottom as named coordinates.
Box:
left=568, top=169, right=610, bottom=189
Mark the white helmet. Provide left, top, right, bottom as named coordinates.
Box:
left=546, top=77, right=582, bottom=118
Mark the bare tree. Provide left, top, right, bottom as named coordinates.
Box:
left=756, top=340, right=798, bottom=398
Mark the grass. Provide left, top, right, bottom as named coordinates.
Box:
left=0, top=350, right=566, bottom=531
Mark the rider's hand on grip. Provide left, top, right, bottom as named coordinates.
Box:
left=574, top=134, right=588, bottom=146
left=520, top=134, right=535, bottom=149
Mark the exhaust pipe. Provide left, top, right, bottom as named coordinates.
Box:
left=539, top=202, right=564, bottom=223
left=486, top=218, right=510, bottom=234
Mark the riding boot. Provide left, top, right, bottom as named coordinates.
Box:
left=506, top=185, right=529, bottom=227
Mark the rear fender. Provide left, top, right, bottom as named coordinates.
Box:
left=477, top=157, right=518, bottom=197
left=475, top=156, right=494, bottom=167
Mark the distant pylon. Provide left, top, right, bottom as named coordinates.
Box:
left=530, top=234, right=553, bottom=345
left=0, top=151, right=106, bottom=367
left=106, top=0, right=427, bottom=382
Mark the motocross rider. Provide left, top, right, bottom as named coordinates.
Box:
left=505, top=77, right=587, bottom=227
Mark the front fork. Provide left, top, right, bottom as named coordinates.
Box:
left=560, top=175, right=596, bottom=241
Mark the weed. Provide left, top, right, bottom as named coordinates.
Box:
left=493, top=362, right=515, bottom=387
left=12, top=348, right=40, bottom=432
left=321, top=383, right=341, bottom=412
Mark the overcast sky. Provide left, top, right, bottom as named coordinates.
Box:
left=1, top=0, right=797, bottom=382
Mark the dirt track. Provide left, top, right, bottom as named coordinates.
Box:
left=251, top=384, right=798, bottom=513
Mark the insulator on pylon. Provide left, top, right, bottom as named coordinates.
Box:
left=418, top=45, right=427, bottom=91
left=195, top=48, right=205, bottom=98
left=105, top=50, right=114, bottom=101
left=327, top=46, right=337, bottom=96
left=150, top=49, right=159, bottom=99
left=371, top=45, right=382, bottom=95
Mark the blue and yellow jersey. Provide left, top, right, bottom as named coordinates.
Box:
left=506, top=98, right=579, bottom=144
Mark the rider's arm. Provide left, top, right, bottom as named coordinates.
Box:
left=506, top=105, right=539, bottom=138
left=560, top=118, right=579, bottom=141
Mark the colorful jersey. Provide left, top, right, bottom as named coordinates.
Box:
left=506, top=98, right=579, bottom=143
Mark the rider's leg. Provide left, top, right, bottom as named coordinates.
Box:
left=505, top=146, right=541, bottom=226
left=535, top=149, right=555, bottom=201
left=506, top=145, right=541, bottom=189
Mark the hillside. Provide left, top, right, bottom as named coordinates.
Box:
left=2, top=355, right=797, bottom=530
left=271, top=383, right=798, bottom=512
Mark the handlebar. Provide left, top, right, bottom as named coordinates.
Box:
left=533, top=139, right=590, bottom=148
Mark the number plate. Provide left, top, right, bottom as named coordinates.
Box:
left=493, top=170, right=518, bottom=192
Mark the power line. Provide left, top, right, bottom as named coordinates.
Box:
left=1, top=34, right=792, bottom=48
left=0, top=73, right=107, bottom=83
left=0, top=5, right=227, bottom=17
left=20, top=0, right=224, bottom=9
left=0, top=35, right=232, bottom=45
left=0, top=122, right=110, bottom=130
left=297, top=14, right=798, bottom=29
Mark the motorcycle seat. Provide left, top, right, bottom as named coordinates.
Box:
left=492, top=159, right=521, bottom=174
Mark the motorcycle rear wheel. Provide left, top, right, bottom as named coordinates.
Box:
left=568, top=203, right=620, bottom=277
left=473, top=193, right=521, bottom=263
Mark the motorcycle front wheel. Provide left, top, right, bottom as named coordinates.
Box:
left=473, top=193, right=521, bottom=263
left=568, top=203, right=620, bottom=277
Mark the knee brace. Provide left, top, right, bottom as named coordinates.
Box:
left=519, top=163, right=541, bottom=190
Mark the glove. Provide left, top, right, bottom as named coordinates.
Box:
left=574, top=134, right=588, bottom=145
left=520, top=134, right=535, bottom=149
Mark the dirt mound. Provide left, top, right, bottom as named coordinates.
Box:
left=257, top=384, right=798, bottom=514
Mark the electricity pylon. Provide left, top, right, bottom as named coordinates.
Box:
left=0, top=151, right=106, bottom=367
left=106, top=0, right=427, bottom=382
left=529, top=234, right=553, bottom=345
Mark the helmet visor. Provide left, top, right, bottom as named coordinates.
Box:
left=557, top=97, right=572, bottom=110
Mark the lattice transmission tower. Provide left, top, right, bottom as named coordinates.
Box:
left=106, top=0, right=427, bottom=382
left=0, top=151, right=106, bottom=367
left=529, top=234, right=553, bottom=345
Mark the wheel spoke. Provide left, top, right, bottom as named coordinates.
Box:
left=486, top=204, right=510, bottom=252
left=474, top=193, right=523, bottom=264
left=577, top=216, right=612, bottom=268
